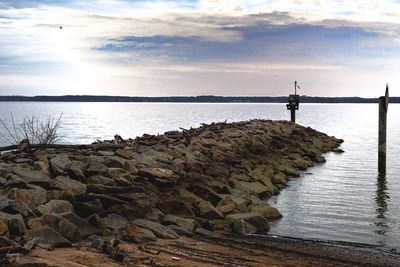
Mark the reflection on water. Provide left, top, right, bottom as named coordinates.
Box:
left=374, top=174, right=390, bottom=241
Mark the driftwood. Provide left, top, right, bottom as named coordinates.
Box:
left=0, top=143, right=124, bottom=152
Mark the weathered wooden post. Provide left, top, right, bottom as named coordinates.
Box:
left=286, top=81, right=300, bottom=123
left=378, top=84, right=389, bottom=175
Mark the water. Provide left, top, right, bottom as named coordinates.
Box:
left=0, top=102, right=399, bottom=248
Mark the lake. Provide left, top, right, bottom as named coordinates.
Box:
left=0, top=102, right=399, bottom=249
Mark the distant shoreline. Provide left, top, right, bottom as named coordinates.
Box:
left=0, top=95, right=397, bottom=103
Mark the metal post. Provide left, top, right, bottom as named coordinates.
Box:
left=378, top=84, right=389, bottom=176
left=286, top=81, right=300, bottom=123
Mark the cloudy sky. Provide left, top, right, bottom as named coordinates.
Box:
left=0, top=0, right=399, bottom=97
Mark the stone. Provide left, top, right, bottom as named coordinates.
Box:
left=4, top=174, right=27, bottom=187
left=46, top=190, right=76, bottom=203
left=103, top=157, right=126, bottom=168
left=138, top=167, right=179, bottom=186
left=115, top=149, right=134, bottom=159
left=12, top=165, right=52, bottom=186
left=33, top=160, right=48, bottom=172
left=218, top=195, right=249, bottom=213
left=162, top=214, right=195, bottom=232
left=0, top=211, right=26, bottom=235
left=232, top=219, right=258, bottom=235
left=144, top=208, right=165, bottom=222
left=197, top=201, right=224, bottom=220
left=121, top=224, right=157, bottom=243
left=237, top=181, right=269, bottom=198
left=332, top=148, right=345, bottom=153
left=50, top=176, right=86, bottom=196
left=37, top=200, right=73, bottom=215
left=85, top=160, right=109, bottom=177
left=74, top=199, right=106, bottom=217
left=27, top=214, right=81, bottom=242
left=7, top=187, right=47, bottom=209
left=187, top=184, right=222, bottom=207
left=251, top=205, right=282, bottom=219
left=61, top=212, right=100, bottom=237
left=157, top=198, right=195, bottom=217
left=25, top=227, right=72, bottom=247
left=65, top=160, right=87, bottom=181
left=50, top=155, right=71, bottom=175
left=2, top=200, right=29, bottom=217
left=133, top=219, right=178, bottom=239
left=86, top=175, right=114, bottom=185
left=101, top=213, right=128, bottom=231
left=226, top=212, right=269, bottom=232
left=123, top=160, right=139, bottom=174
left=0, top=216, right=8, bottom=236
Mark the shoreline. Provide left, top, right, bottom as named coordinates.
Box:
left=3, top=119, right=389, bottom=266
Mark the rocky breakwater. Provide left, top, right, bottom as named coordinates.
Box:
left=0, top=120, right=343, bottom=262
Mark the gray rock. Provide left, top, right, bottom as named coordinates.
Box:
left=12, top=165, right=52, bottom=186
left=65, top=160, right=87, bottom=181
left=0, top=211, right=26, bottom=235
left=61, top=212, right=100, bottom=237
left=187, top=184, right=222, bottom=206
left=7, top=187, right=47, bottom=209
left=85, top=160, right=109, bottom=177
left=37, top=200, right=73, bottom=215
left=162, top=214, right=195, bottom=232
left=25, top=227, right=72, bottom=247
left=197, top=201, right=224, bottom=220
left=50, top=155, right=71, bottom=175
left=133, top=218, right=178, bottom=239
left=101, top=213, right=128, bottom=231
left=231, top=219, right=257, bottom=235
left=51, top=175, right=86, bottom=196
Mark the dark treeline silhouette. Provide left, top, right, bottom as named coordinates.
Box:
left=0, top=95, right=398, bottom=103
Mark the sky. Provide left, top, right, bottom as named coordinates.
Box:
left=0, top=0, right=400, bottom=97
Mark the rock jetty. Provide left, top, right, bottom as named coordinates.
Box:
left=0, top=120, right=343, bottom=264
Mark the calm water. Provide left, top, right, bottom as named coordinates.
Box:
left=0, top=102, right=399, bottom=248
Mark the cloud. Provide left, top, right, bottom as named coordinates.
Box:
left=1, top=0, right=400, bottom=96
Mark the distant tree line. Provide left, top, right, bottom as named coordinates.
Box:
left=0, top=95, right=397, bottom=103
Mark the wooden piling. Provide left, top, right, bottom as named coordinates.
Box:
left=378, top=84, right=389, bottom=175
left=290, top=108, right=296, bottom=123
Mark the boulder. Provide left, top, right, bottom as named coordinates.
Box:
left=121, top=224, right=157, bottom=243
left=187, top=184, right=222, bottom=206
left=7, top=187, right=47, bottom=209
left=251, top=205, right=282, bottom=219
left=50, top=176, right=86, bottom=196
left=65, top=160, right=87, bottom=181
left=157, top=198, right=194, bottom=217
left=115, top=149, right=134, bottom=159
left=37, top=200, right=73, bottom=215
left=12, top=165, right=52, bottom=186
left=85, top=160, right=109, bottom=177
left=232, top=219, right=257, bottom=235
left=61, top=212, right=100, bottom=237
left=25, top=227, right=71, bottom=247
left=101, top=213, right=128, bottom=231
left=237, top=181, right=269, bottom=198
left=138, top=167, right=179, bottom=186
left=225, top=212, right=269, bottom=232
left=162, top=214, right=195, bottom=232
left=0, top=211, right=26, bottom=235
left=103, top=157, right=126, bottom=169
left=74, top=199, right=106, bottom=217
left=197, top=201, right=224, bottom=220
left=133, top=219, right=178, bottom=239
left=49, top=155, right=71, bottom=176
